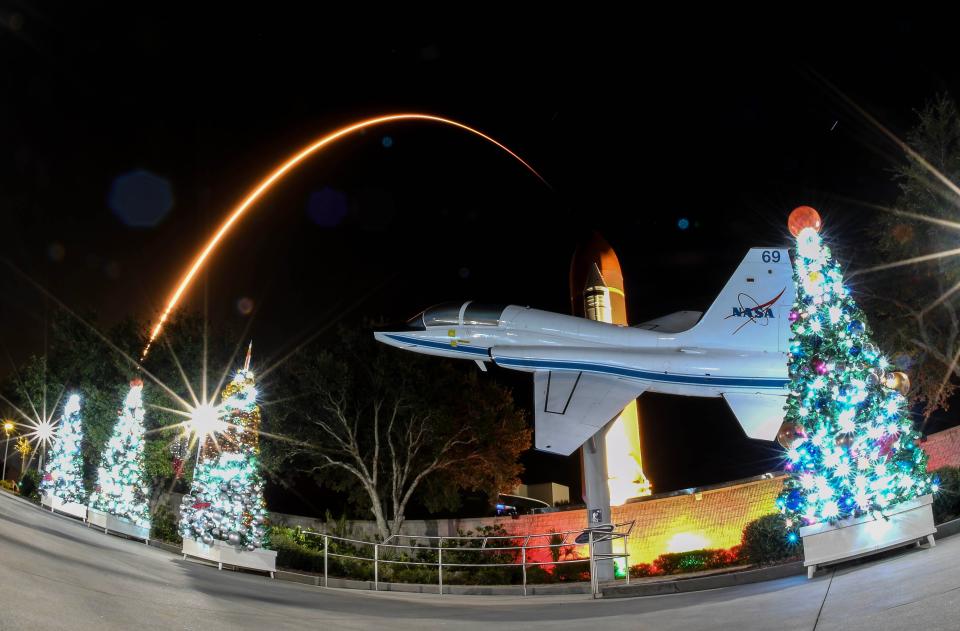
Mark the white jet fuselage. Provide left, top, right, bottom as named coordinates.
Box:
left=376, top=247, right=794, bottom=455
left=376, top=306, right=787, bottom=398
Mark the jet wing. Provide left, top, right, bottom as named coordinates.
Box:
left=532, top=370, right=647, bottom=455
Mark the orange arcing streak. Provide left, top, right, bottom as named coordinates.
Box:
left=143, top=113, right=547, bottom=357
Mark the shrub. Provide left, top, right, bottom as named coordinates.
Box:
left=649, top=548, right=740, bottom=575
left=19, top=470, right=40, bottom=502
left=740, top=513, right=802, bottom=566
left=151, top=504, right=182, bottom=544
left=270, top=525, right=375, bottom=580
left=932, top=466, right=960, bottom=524
left=272, top=529, right=324, bottom=573
left=629, top=563, right=660, bottom=578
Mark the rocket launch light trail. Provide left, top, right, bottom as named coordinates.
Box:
left=143, top=113, right=548, bottom=358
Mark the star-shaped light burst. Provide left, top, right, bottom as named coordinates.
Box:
left=24, top=417, right=59, bottom=451
left=152, top=342, right=257, bottom=462
left=185, top=402, right=228, bottom=450
left=0, top=388, right=64, bottom=466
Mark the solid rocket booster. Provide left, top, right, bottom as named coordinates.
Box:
left=571, top=233, right=652, bottom=503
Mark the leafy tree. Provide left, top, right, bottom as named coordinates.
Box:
left=867, top=93, right=960, bottom=416
left=265, top=328, right=530, bottom=540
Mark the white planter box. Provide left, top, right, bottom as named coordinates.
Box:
left=41, top=493, right=87, bottom=521
left=799, top=494, right=936, bottom=578
left=182, top=537, right=276, bottom=577
left=86, top=507, right=150, bottom=544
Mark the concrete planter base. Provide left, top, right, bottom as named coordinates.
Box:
left=182, top=537, right=276, bottom=577
left=41, top=493, right=87, bottom=521
left=799, top=494, right=935, bottom=578
left=86, top=507, right=150, bottom=544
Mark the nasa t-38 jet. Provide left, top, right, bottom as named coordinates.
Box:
left=375, top=248, right=794, bottom=456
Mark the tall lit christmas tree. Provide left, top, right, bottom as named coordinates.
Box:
left=777, top=207, right=934, bottom=530
left=90, top=379, right=151, bottom=528
left=40, top=394, right=86, bottom=506
left=179, top=345, right=269, bottom=551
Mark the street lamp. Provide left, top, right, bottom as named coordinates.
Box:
left=2, top=421, right=14, bottom=482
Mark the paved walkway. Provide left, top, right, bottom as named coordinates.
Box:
left=1, top=491, right=958, bottom=630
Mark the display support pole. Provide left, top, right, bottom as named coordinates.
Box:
left=583, top=427, right=613, bottom=582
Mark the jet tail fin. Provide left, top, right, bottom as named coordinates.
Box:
left=681, top=248, right=794, bottom=352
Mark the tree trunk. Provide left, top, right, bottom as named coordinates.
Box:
left=364, top=487, right=391, bottom=541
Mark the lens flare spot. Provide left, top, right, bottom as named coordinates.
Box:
left=109, top=169, right=174, bottom=228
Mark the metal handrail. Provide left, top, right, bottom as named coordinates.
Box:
left=298, top=521, right=634, bottom=596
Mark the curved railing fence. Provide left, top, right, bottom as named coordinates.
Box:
left=292, top=521, right=635, bottom=595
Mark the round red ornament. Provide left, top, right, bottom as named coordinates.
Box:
left=788, top=206, right=822, bottom=237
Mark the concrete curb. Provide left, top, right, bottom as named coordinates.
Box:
left=935, top=516, right=960, bottom=540
left=601, top=561, right=805, bottom=598
left=0, top=488, right=40, bottom=508
left=150, top=540, right=182, bottom=554
left=270, top=570, right=592, bottom=595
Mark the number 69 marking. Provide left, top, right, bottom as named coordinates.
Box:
left=762, top=250, right=781, bottom=263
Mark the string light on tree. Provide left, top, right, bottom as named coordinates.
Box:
left=179, top=343, right=269, bottom=551
left=40, top=394, right=86, bottom=506
left=90, top=379, right=151, bottom=529
left=776, top=207, right=934, bottom=533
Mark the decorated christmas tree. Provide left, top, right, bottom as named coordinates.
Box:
left=777, top=207, right=935, bottom=530
left=40, top=394, right=86, bottom=505
left=90, top=379, right=151, bottom=528
left=179, top=345, right=269, bottom=550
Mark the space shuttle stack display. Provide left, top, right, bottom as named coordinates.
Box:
left=571, top=233, right=652, bottom=503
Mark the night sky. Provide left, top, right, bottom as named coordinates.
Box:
left=2, top=8, right=959, bottom=511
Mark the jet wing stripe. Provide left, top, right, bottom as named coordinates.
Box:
left=495, top=356, right=788, bottom=389
left=382, top=333, right=490, bottom=356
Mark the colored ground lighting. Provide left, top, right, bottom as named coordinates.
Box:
left=142, top=113, right=548, bottom=357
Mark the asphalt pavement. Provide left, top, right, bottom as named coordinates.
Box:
left=1, top=490, right=958, bottom=630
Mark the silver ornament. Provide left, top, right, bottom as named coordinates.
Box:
left=201, top=535, right=214, bottom=545
left=227, top=533, right=241, bottom=546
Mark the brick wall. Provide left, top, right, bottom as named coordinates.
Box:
left=921, top=425, right=960, bottom=470
left=278, top=474, right=789, bottom=566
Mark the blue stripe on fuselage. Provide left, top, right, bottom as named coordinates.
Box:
left=384, top=334, right=788, bottom=389
left=494, top=357, right=787, bottom=389
left=383, top=333, right=490, bottom=356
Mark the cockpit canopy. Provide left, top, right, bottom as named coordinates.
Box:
left=406, top=302, right=507, bottom=330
